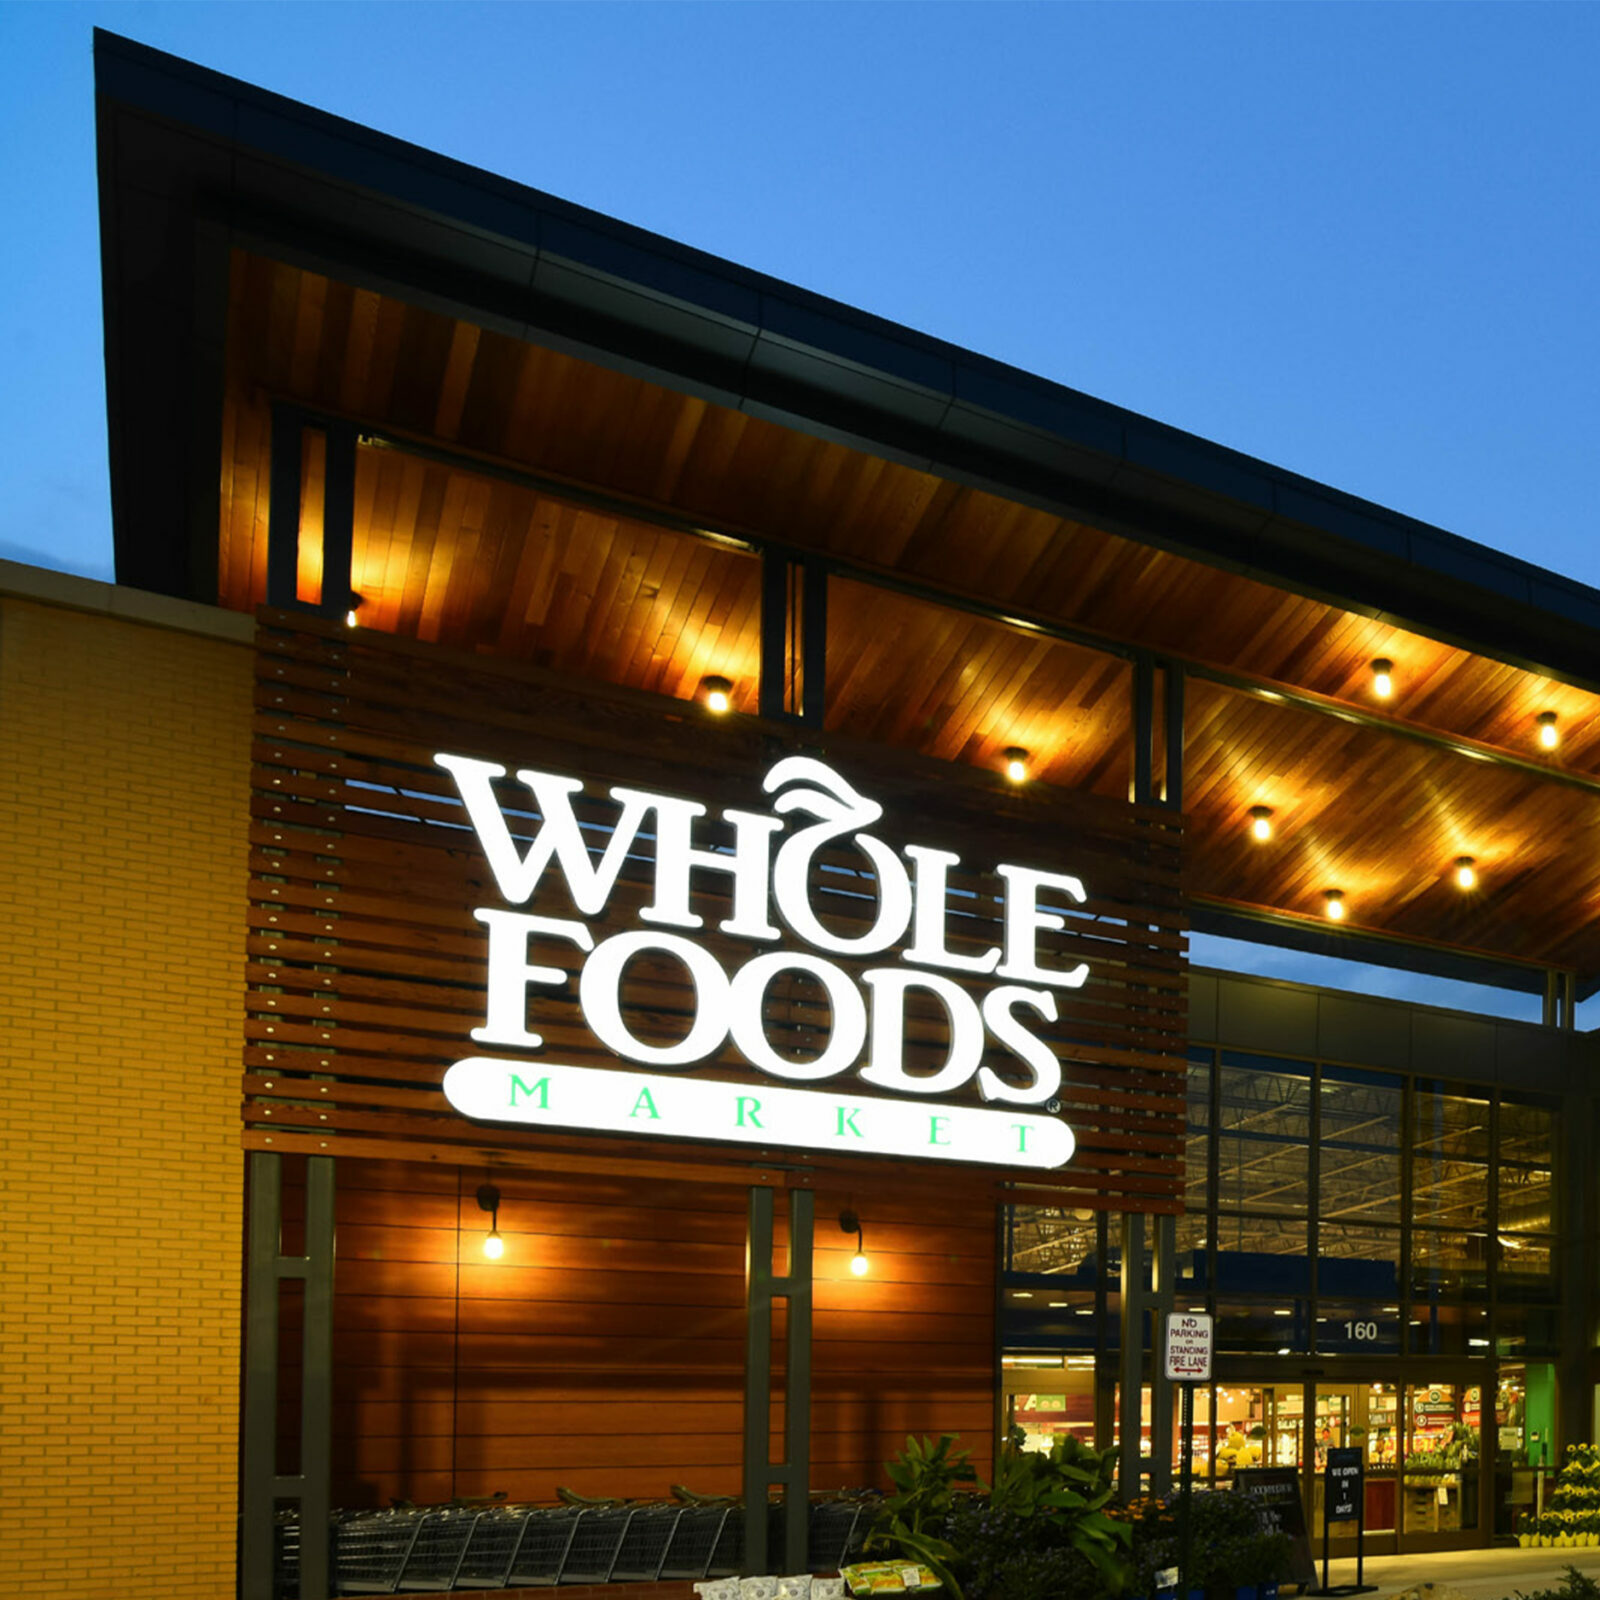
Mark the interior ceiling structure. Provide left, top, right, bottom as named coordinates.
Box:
left=218, top=251, right=1600, bottom=986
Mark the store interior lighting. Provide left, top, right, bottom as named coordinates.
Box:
left=1323, top=889, right=1346, bottom=921
left=1002, top=746, right=1030, bottom=783
left=1248, top=805, right=1274, bottom=842
left=1538, top=711, right=1560, bottom=750
left=1370, top=658, right=1395, bottom=699
left=699, top=674, right=733, bottom=714
left=1455, top=856, right=1478, bottom=889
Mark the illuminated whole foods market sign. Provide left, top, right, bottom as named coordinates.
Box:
left=438, top=753, right=1079, bottom=1169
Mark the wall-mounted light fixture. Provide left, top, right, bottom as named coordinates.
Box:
left=1537, top=711, right=1560, bottom=751
left=840, top=1208, right=869, bottom=1277
left=1002, top=747, right=1030, bottom=783
left=345, top=592, right=365, bottom=629
left=699, top=675, right=734, bottom=714
left=1248, top=805, right=1274, bottom=843
left=1455, top=856, right=1478, bottom=890
left=1369, top=659, right=1394, bottom=700
left=1323, top=889, right=1346, bottom=921
left=476, top=1183, right=504, bottom=1260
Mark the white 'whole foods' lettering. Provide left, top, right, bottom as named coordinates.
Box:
left=438, top=751, right=1089, bottom=1107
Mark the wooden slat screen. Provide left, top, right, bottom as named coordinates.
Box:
left=246, top=611, right=1187, bottom=1210
left=276, top=1160, right=996, bottom=1504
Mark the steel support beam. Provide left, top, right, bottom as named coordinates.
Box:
left=266, top=404, right=302, bottom=609
left=1117, top=1211, right=1146, bottom=1500
left=1163, top=664, right=1186, bottom=810
left=743, top=1187, right=814, bottom=1573
left=1149, top=1212, right=1176, bottom=1495
left=1133, top=657, right=1156, bottom=805
left=241, top=1153, right=336, bottom=1600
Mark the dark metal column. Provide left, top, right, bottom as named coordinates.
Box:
left=1133, top=657, right=1156, bottom=804
left=743, top=1186, right=815, bottom=1573
left=266, top=404, right=304, bottom=609
left=1117, top=1211, right=1146, bottom=1499
left=1162, top=664, right=1186, bottom=810
left=321, top=422, right=357, bottom=619
left=759, top=554, right=828, bottom=725
left=241, top=1152, right=336, bottom=1600
left=1149, top=1212, right=1175, bottom=1494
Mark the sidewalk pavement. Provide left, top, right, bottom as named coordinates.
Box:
left=1317, top=1543, right=1600, bottom=1600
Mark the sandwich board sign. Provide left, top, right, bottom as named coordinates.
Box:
left=1164, top=1312, right=1214, bottom=1381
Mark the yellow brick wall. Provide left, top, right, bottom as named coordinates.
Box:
left=0, top=596, right=253, bottom=1600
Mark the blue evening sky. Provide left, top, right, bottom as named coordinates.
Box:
left=3, top=1, right=1596, bottom=1021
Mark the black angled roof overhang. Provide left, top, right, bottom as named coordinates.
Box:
left=94, top=27, right=1600, bottom=692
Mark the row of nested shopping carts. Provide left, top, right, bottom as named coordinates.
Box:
left=273, top=1495, right=873, bottom=1596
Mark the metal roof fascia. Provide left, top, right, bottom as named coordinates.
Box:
left=91, top=29, right=1600, bottom=682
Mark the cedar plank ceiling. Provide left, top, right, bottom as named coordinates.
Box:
left=221, top=252, right=1600, bottom=977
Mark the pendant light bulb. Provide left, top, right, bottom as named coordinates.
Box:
left=1248, top=805, right=1274, bottom=843
left=1002, top=747, right=1029, bottom=784
left=1370, top=659, right=1394, bottom=700
left=1538, top=712, right=1559, bottom=751
left=841, top=1208, right=868, bottom=1277
left=476, top=1183, right=504, bottom=1262
left=1323, top=889, right=1345, bottom=921
left=1455, top=856, right=1477, bottom=890
left=700, top=675, right=734, bottom=715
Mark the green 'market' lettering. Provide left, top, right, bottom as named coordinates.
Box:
left=510, top=1074, right=549, bottom=1110
left=736, top=1095, right=763, bottom=1130
left=928, top=1115, right=950, bottom=1147
left=630, top=1087, right=660, bottom=1120
left=836, top=1106, right=863, bottom=1139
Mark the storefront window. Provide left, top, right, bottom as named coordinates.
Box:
left=1214, top=1299, right=1309, bottom=1355
left=1212, top=1385, right=1302, bottom=1479
left=1004, top=1356, right=1097, bottom=1452
left=1217, top=1055, right=1311, bottom=1215
left=1318, top=1066, right=1401, bottom=1227
left=1498, top=1095, right=1556, bottom=1297
left=1316, top=1223, right=1400, bottom=1300
left=1402, top=1383, right=1481, bottom=1537
left=1494, top=1364, right=1558, bottom=1536
left=1317, top=1299, right=1401, bottom=1355
left=1411, top=1084, right=1490, bottom=1232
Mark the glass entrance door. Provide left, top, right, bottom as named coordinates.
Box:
left=1401, top=1381, right=1482, bottom=1542
left=1310, top=1383, right=1398, bottom=1551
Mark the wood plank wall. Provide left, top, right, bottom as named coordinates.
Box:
left=245, top=613, right=1188, bottom=1212
left=277, top=1159, right=996, bottom=1508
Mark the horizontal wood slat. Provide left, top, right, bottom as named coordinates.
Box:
left=248, top=613, right=1188, bottom=1208
left=274, top=1162, right=996, bottom=1508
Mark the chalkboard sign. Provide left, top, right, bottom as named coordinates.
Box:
left=1327, top=1449, right=1362, bottom=1523
left=1234, top=1468, right=1316, bottom=1590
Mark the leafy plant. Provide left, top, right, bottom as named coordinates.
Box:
left=866, top=1434, right=977, bottom=1596
left=980, top=1435, right=1130, bottom=1589
left=1513, top=1566, right=1600, bottom=1600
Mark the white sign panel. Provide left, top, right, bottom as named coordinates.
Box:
left=1164, top=1311, right=1214, bottom=1380
left=444, top=1058, right=1075, bottom=1169
left=436, top=751, right=1088, bottom=1170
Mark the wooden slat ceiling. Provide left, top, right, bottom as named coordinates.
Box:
left=221, top=251, right=1600, bottom=980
